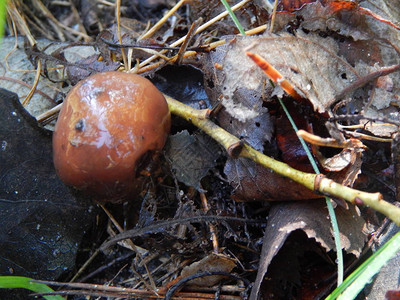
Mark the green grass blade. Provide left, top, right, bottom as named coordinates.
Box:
left=0, top=276, right=64, bottom=300
left=220, top=0, right=246, bottom=35
left=278, top=98, right=319, bottom=172
left=325, top=197, right=344, bottom=285
left=278, top=97, right=344, bottom=285
left=326, top=230, right=400, bottom=300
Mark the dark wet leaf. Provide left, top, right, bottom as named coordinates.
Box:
left=259, top=230, right=334, bottom=299
left=154, top=65, right=211, bottom=109
left=275, top=107, right=315, bottom=173
left=0, top=89, right=95, bottom=280
left=386, top=290, right=400, bottom=300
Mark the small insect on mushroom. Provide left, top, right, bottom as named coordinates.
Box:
left=53, top=71, right=171, bottom=202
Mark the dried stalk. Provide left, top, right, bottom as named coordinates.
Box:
left=32, top=0, right=90, bottom=40
left=33, top=280, right=242, bottom=299
left=21, top=59, right=41, bottom=106
left=137, top=0, right=251, bottom=70
left=115, top=0, right=128, bottom=70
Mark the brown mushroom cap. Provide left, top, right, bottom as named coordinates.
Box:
left=53, top=71, right=171, bottom=200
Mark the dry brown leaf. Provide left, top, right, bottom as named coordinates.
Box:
left=250, top=200, right=366, bottom=299
left=215, top=32, right=363, bottom=115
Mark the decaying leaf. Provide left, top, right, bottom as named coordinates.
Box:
left=165, top=130, right=220, bottom=191
left=317, top=147, right=362, bottom=173
left=296, top=1, right=375, bottom=40
left=277, top=1, right=400, bottom=42
left=203, top=36, right=272, bottom=124
left=0, top=37, right=64, bottom=118
left=273, top=0, right=400, bottom=139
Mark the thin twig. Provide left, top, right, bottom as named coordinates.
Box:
left=176, top=17, right=203, bottom=64
left=116, top=0, right=128, bottom=70
left=101, top=215, right=265, bottom=251
left=69, top=249, right=101, bottom=283
left=32, top=0, right=90, bottom=40
left=0, top=76, right=54, bottom=102
left=269, top=0, right=279, bottom=32
left=297, top=129, right=366, bottom=149
left=327, top=64, right=400, bottom=107
left=200, top=191, right=219, bottom=253
left=36, top=103, right=62, bottom=124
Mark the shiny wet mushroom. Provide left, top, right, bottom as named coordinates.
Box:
left=53, top=71, right=171, bottom=202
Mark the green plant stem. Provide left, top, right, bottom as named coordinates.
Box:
left=278, top=97, right=343, bottom=285
left=165, top=94, right=400, bottom=226
left=0, top=0, right=6, bottom=42
left=166, top=95, right=241, bottom=149
left=240, top=144, right=315, bottom=190
left=326, top=199, right=344, bottom=285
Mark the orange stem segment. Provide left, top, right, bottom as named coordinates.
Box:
left=245, top=51, right=302, bottom=101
